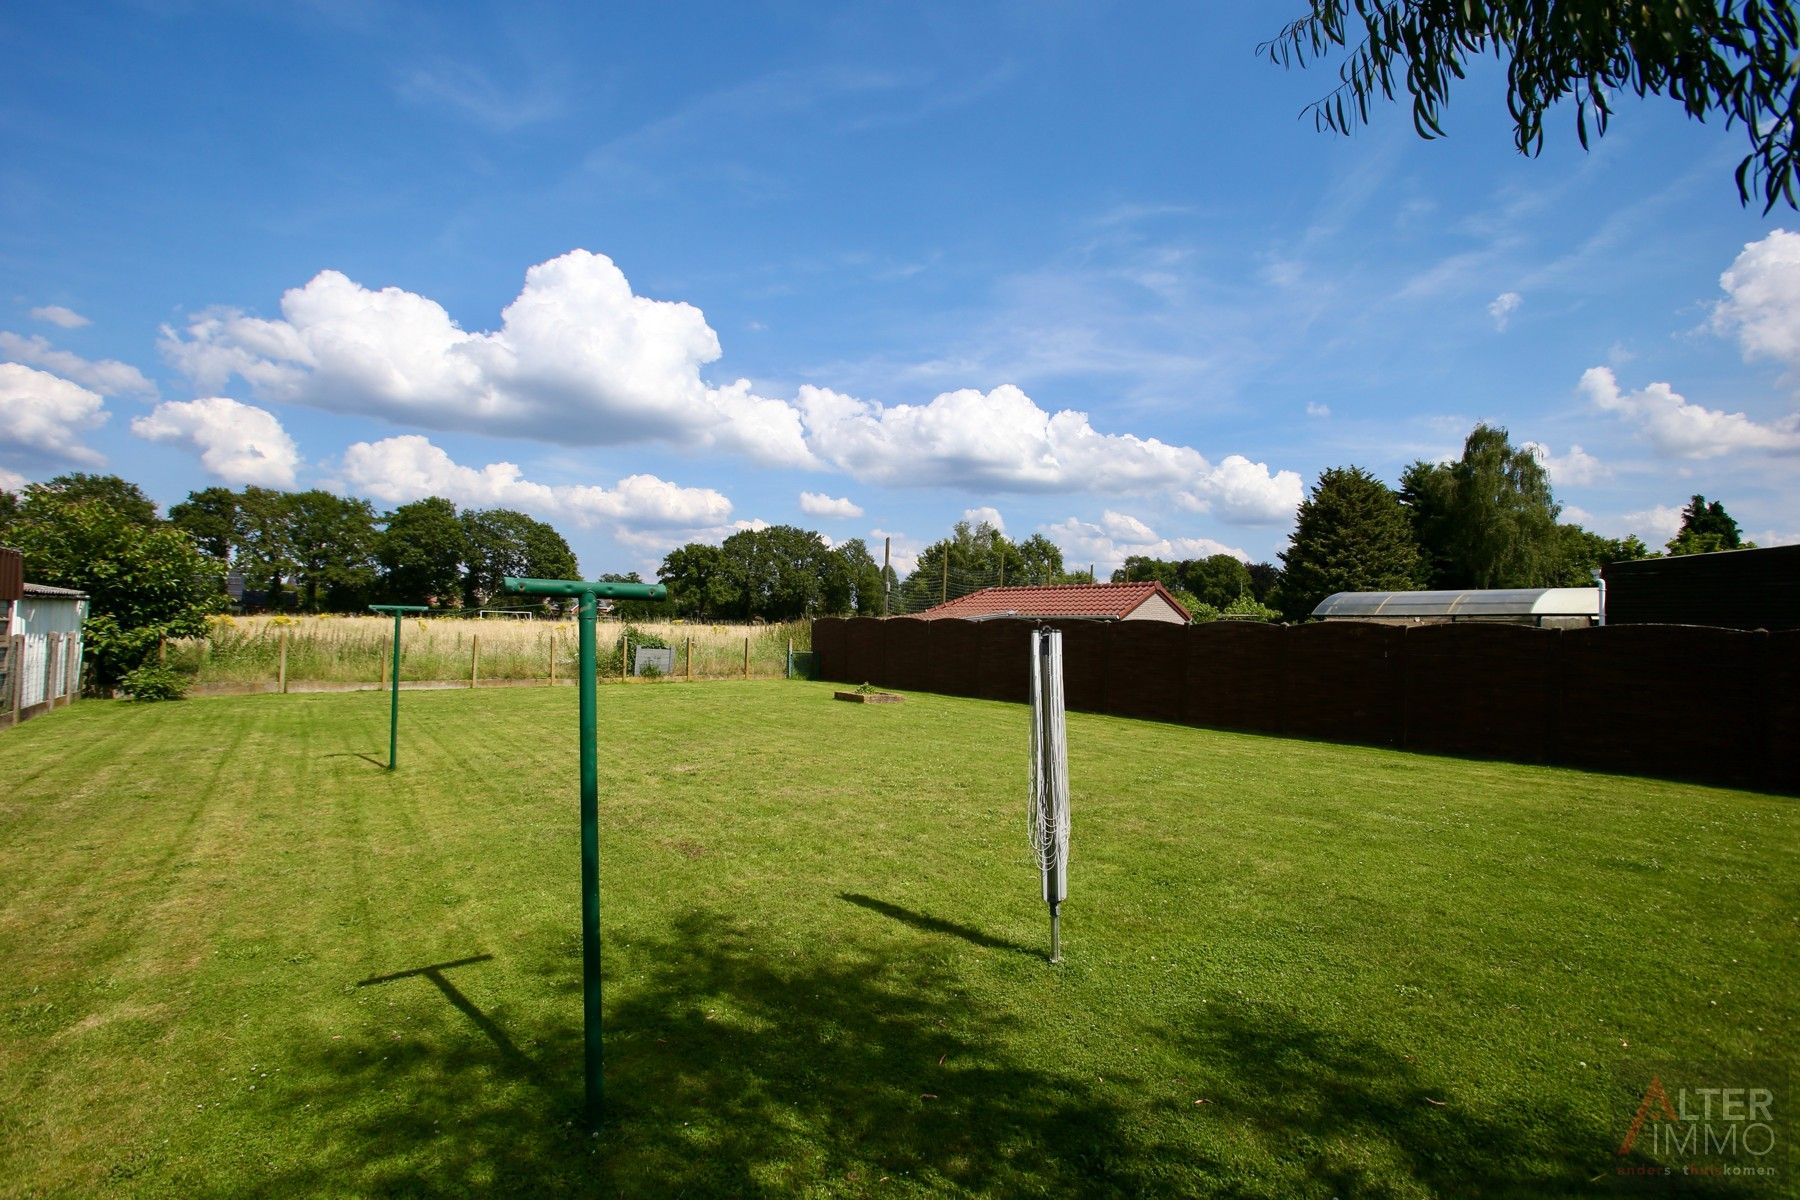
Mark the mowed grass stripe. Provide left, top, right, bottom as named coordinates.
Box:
left=0, top=682, right=1793, bottom=1199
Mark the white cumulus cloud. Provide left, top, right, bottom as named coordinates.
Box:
left=1523, top=441, right=1609, bottom=486
left=1711, top=229, right=1800, bottom=366
left=0, top=466, right=28, bottom=491
left=159, top=250, right=814, bottom=467
left=29, top=305, right=89, bottom=329
left=962, top=506, right=1004, bottom=532
left=0, top=362, right=107, bottom=465
left=1488, top=291, right=1522, bottom=331
left=0, top=331, right=157, bottom=396
left=335, top=435, right=733, bottom=540
left=1041, top=511, right=1247, bottom=576
left=798, top=491, right=863, bottom=519
left=1620, top=504, right=1684, bottom=541
left=1579, top=366, right=1800, bottom=458
left=132, top=397, right=300, bottom=488
left=159, top=251, right=1305, bottom=519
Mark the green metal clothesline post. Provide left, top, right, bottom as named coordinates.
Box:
left=501, top=575, right=667, bottom=1133
left=368, top=604, right=429, bottom=769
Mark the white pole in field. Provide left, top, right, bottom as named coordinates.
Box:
left=1029, top=626, right=1070, bottom=962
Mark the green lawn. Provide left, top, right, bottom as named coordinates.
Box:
left=1, top=683, right=1794, bottom=1198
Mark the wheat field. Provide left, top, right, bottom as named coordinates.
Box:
left=168, top=614, right=812, bottom=688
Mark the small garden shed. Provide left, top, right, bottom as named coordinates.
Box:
left=1, top=547, right=88, bottom=724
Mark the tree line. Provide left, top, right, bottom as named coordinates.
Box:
left=0, top=432, right=1758, bottom=688
left=1272, top=424, right=1752, bottom=620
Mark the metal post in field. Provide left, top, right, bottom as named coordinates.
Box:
left=621, top=631, right=629, bottom=681
left=501, top=575, right=666, bottom=1134
left=685, top=636, right=693, bottom=679
left=742, top=635, right=750, bottom=678
left=786, top=637, right=793, bottom=679
left=369, top=605, right=428, bottom=769
left=549, top=632, right=557, bottom=685
left=471, top=633, right=480, bottom=689
left=277, top=629, right=288, bottom=694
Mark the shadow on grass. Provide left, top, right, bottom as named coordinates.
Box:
left=319, top=751, right=390, bottom=769
left=238, top=912, right=1159, bottom=1198
left=356, top=955, right=536, bottom=1074
left=1161, top=997, right=1763, bottom=1199
left=228, top=915, right=1762, bottom=1199
left=838, top=891, right=1036, bottom=957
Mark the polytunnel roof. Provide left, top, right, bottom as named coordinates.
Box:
left=1311, top=587, right=1600, bottom=619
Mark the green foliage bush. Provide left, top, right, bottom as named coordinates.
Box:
left=119, top=665, right=189, bottom=702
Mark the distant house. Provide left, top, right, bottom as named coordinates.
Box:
left=916, top=581, right=1192, bottom=624
left=1, top=547, right=88, bottom=725
left=1312, top=588, right=1599, bottom=628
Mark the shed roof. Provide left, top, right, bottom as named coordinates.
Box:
left=919, top=581, right=1191, bottom=621
left=1312, top=587, right=1599, bottom=619
left=22, top=582, right=89, bottom=599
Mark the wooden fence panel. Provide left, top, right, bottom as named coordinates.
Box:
left=841, top=618, right=886, bottom=687
left=812, top=618, right=847, bottom=681
left=1557, top=625, right=1767, bottom=786
left=882, top=618, right=935, bottom=693
left=1103, top=622, right=1187, bottom=723
left=1767, top=631, right=1800, bottom=793
left=1182, top=622, right=1286, bottom=733
left=1283, top=622, right=1404, bottom=745
left=1050, top=620, right=1108, bottom=713
left=926, top=621, right=982, bottom=698
left=976, top=620, right=1033, bottom=703
left=1401, top=624, right=1559, bottom=761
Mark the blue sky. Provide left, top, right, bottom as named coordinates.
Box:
left=4, top=2, right=1796, bottom=578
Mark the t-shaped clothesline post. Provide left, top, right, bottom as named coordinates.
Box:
left=368, top=604, right=429, bottom=769
left=501, top=575, right=667, bottom=1132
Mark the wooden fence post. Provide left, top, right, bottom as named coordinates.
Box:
left=471, top=633, right=481, bottom=689
left=64, top=633, right=80, bottom=703
left=7, top=634, right=23, bottom=724
left=743, top=636, right=750, bottom=678
left=277, top=628, right=288, bottom=694
left=685, top=637, right=693, bottom=679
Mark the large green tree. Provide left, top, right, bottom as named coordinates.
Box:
left=1261, top=1, right=1800, bottom=210
left=659, top=543, right=732, bottom=618
left=460, top=508, right=578, bottom=609
left=831, top=538, right=885, bottom=615
left=376, top=497, right=466, bottom=605
left=169, top=487, right=242, bottom=561
left=3, top=478, right=223, bottom=690
left=1401, top=424, right=1565, bottom=589
left=287, top=491, right=379, bottom=611
left=716, top=525, right=839, bottom=620
left=1666, top=493, right=1754, bottom=555
left=1275, top=465, right=1425, bottom=619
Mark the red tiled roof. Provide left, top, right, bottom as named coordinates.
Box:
left=918, top=581, right=1191, bottom=621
